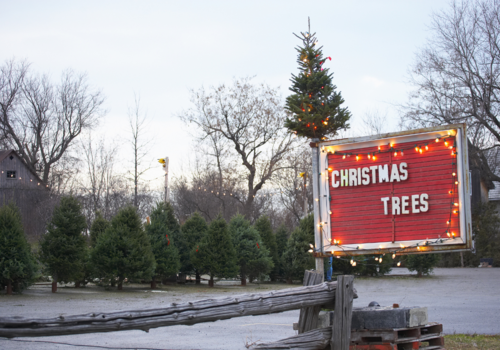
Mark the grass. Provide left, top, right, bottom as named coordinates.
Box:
left=444, top=334, right=500, bottom=350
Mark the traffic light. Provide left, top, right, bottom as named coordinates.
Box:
left=159, top=157, right=169, bottom=173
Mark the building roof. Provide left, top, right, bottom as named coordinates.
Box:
left=0, top=149, right=45, bottom=185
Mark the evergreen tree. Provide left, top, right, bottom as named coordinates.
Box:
left=440, top=202, right=500, bottom=267
left=91, top=206, right=155, bottom=290
left=160, top=202, right=181, bottom=244
left=285, top=20, right=351, bottom=140
left=254, top=216, right=279, bottom=281
left=182, top=212, right=209, bottom=284
left=192, top=215, right=237, bottom=287
left=40, top=196, right=87, bottom=292
left=356, top=254, right=393, bottom=276
left=404, top=254, right=440, bottom=277
left=146, top=202, right=180, bottom=288
left=229, top=214, right=273, bottom=285
left=0, top=203, right=37, bottom=294
left=330, top=256, right=356, bottom=276
left=282, top=214, right=315, bottom=283
left=275, top=224, right=289, bottom=280
left=89, top=211, right=109, bottom=248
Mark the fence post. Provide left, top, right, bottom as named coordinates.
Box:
left=298, top=270, right=323, bottom=333
left=331, top=275, right=354, bottom=350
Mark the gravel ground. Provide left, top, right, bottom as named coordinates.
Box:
left=0, top=268, right=498, bottom=350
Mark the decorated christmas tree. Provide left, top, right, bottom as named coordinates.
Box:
left=91, top=206, right=155, bottom=290
left=254, top=216, right=279, bottom=281
left=229, top=214, right=273, bottom=286
left=274, top=224, right=289, bottom=279
left=145, top=202, right=180, bottom=288
left=182, top=212, right=208, bottom=284
left=282, top=214, right=315, bottom=283
left=285, top=19, right=351, bottom=140
left=89, top=211, right=109, bottom=248
left=191, top=215, right=237, bottom=287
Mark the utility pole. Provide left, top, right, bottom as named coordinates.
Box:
left=159, top=157, right=169, bottom=203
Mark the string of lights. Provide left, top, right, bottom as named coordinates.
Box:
left=1, top=170, right=49, bottom=188
left=187, top=186, right=286, bottom=198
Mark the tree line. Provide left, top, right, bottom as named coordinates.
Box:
left=0, top=197, right=319, bottom=294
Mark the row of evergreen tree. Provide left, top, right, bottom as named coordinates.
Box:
left=1, top=195, right=445, bottom=295
left=0, top=196, right=317, bottom=294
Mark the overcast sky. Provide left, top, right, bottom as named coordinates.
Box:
left=0, top=0, right=451, bottom=188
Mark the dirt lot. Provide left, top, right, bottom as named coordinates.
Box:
left=0, top=268, right=499, bottom=349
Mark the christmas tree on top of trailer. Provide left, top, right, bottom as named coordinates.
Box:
left=285, top=18, right=351, bottom=140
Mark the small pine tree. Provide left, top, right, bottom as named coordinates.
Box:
left=254, top=216, right=279, bottom=281
left=91, top=206, right=155, bottom=289
left=0, top=203, right=37, bottom=294
left=40, top=196, right=87, bottom=292
left=146, top=202, right=180, bottom=288
left=229, top=214, right=273, bottom=285
left=330, top=256, right=356, bottom=276
left=439, top=203, right=500, bottom=267
left=285, top=19, right=351, bottom=140
left=182, top=212, right=209, bottom=284
left=404, top=254, right=440, bottom=277
left=282, top=214, right=315, bottom=283
left=357, top=254, right=393, bottom=276
left=160, top=202, right=181, bottom=244
left=89, top=212, right=109, bottom=248
left=192, top=215, right=237, bottom=287
left=275, top=224, right=289, bottom=280
left=470, top=202, right=500, bottom=266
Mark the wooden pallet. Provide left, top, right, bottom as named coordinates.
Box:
left=350, top=323, right=444, bottom=350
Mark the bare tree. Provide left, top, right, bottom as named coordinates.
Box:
left=79, top=134, right=118, bottom=221
left=401, top=0, right=500, bottom=181
left=360, top=109, right=389, bottom=136
left=0, top=59, right=105, bottom=184
left=273, top=143, right=313, bottom=223
left=127, top=94, right=153, bottom=208
left=180, top=77, right=295, bottom=217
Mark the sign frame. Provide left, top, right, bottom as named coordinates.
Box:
left=313, top=123, right=472, bottom=257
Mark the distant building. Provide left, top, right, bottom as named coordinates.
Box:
left=488, top=181, right=500, bottom=212
left=486, top=152, right=500, bottom=213
left=0, top=150, right=51, bottom=242
left=470, top=167, right=494, bottom=206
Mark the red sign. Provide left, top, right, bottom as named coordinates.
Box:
left=316, top=124, right=471, bottom=256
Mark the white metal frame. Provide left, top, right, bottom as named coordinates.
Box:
left=314, top=124, right=472, bottom=255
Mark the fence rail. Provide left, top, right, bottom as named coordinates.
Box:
left=0, top=281, right=341, bottom=338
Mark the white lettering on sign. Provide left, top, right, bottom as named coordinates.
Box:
left=381, top=197, right=390, bottom=215
left=329, top=162, right=434, bottom=216
left=349, top=168, right=357, bottom=186
left=341, top=169, right=348, bottom=187
left=390, top=164, right=400, bottom=182
left=332, top=170, right=340, bottom=188
left=331, top=162, right=408, bottom=188
left=399, top=163, right=408, bottom=181
left=379, top=164, right=389, bottom=183
left=392, top=196, right=401, bottom=215
left=361, top=167, right=370, bottom=185
left=381, top=194, right=429, bottom=215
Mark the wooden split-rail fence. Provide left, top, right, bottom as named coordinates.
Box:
left=0, top=271, right=356, bottom=350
